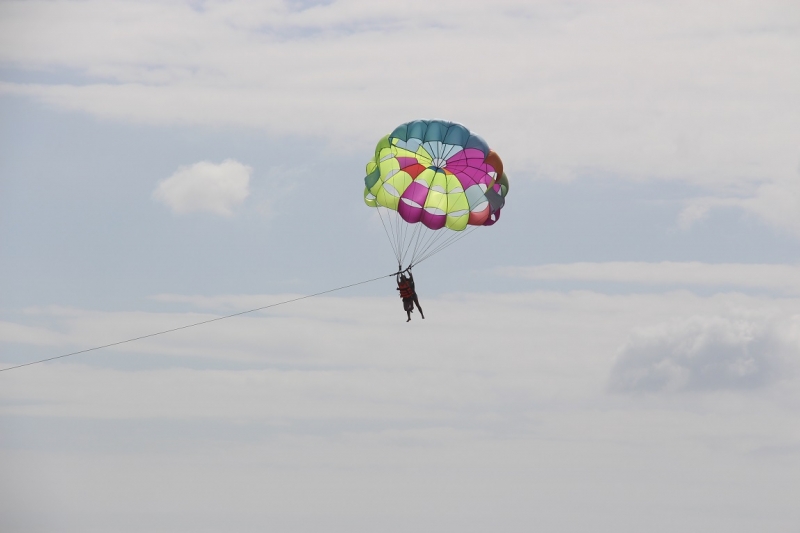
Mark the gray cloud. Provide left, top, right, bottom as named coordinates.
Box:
left=499, top=262, right=800, bottom=293
left=609, top=316, right=798, bottom=393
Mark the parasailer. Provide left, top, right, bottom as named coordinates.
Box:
left=397, top=269, right=424, bottom=322
left=363, top=119, right=509, bottom=319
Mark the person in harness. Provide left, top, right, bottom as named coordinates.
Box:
left=397, top=269, right=424, bottom=322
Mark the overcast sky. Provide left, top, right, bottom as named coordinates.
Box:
left=1, top=1, right=799, bottom=531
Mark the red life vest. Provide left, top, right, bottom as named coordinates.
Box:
left=398, top=280, right=414, bottom=298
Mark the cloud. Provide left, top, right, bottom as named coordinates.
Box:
left=153, top=159, right=251, bottom=215
left=609, top=315, right=799, bottom=393
left=0, top=321, right=68, bottom=347
left=676, top=203, right=711, bottom=230
left=741, top=179, right=800, bottom=236
left=679, top=173, right=800, bottom=237
left=2, top=1, right=798, bottom=236
left=4, top=289, right=800, bottom=417
left=3, top=290, right=800, bottom=530
left=499, top=262, right=800, bottom=293
left=1, top=1, right=798, bottom=184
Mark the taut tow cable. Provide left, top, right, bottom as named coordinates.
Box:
left=0, top=271, right=402, bottom=373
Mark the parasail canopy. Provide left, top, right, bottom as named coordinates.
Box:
left=364, top=119, right=509, bottom=269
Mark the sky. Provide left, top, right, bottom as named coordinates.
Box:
left=1, top=0, right=799, bottom=531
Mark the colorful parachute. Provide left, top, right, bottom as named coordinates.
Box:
left=364, top=119, right=509, bottom=268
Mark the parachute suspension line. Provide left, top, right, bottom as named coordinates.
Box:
left=421, top=226, right=472, bottom=259
left=421, top=226, right=479, bottom=265
left=411, top=226, right=440, bottom=266
left=378, top=209, right=397, bottom=266
left=376, top=206, right=401, bottom=266
left=407, top=221, right=427, bottom=267
left=410, top=225, right=452, bottom=265
left=408, top=221, right=428, bottom=265
left=397, top=209, right=408, bottom=264
left=414, top=233, right=465, bottom=267
left=0, top=271, right=402, bottom=374
left=377, top=202, right=482, bottom=271
left=377, top=203, right=482, bottom=271
left=385, top=206, right=400, bottom=264
left=413, top=226, right=480, bottom=267
left=417, top=230, right=453, bottom=263
left=391, top=209, right=399, bottom=254
left=399, top=220, right=423, bottom=268
left=408, top=224, right=439, bottom=264
left=387, top=206, right=403, bottom=266
left=403, top=215, right=414, bottom=256
left=395, top=210, right=406, bottom=266
left=383, top=205, right=406, bottom=269
left=394, top=209, right=407, bottom=268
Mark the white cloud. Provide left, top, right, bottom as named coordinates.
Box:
left=3, top=289, right=800, bottom=419
left=499, top=262, right=800, bottom=293
left=741, top=179, right=800, bottom=235
left=0, top=321, right=68, bottom=346
left=676, top=202, right=711, bottom=230
left=153, top=159, right=251, bottom=215
left=2, top=1, right=799, bottom=232
left=2, top=289, right=800, bottom=530
left=679, top=174, right=800, bottom=236
left=609, top=315, right=800, bottom=393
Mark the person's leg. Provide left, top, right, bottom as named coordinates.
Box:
left=413, top=295, right=424, bottom=318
